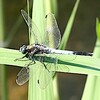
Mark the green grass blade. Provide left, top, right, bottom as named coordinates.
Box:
left=0, top=48, right=100, bottom=76
left=4, top=15, right=23, bottom=47
left=96, top=18, right=100, bottom=40
left=28, top=0, right=56, bottom=100
left=82, top=18, right=100, bottom=100
left=0, top=0, right=4, bottom=42
left=60, top=0, right=80, bottom=49
left=0, top=0, right=7, bottom=99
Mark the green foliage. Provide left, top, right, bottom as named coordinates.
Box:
left=96, top=18, right=100, bottom=40
left=0, top=0, right=100, bottom=100
left=60, top=0, right=80, bottom=49
left=0, top=47, right=100, bottom=77
left=82, top=18, right=100, bottom=100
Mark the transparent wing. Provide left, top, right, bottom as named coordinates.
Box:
left=38, top=64, right=55, bottom=89
left=49, top=54, right=76, bottom=72
left=35, top=55, right=67, bottom=89
left=37, top=57, right=69, bottom=89
left=34, top=56, right=54, bottom=89
left=21, top=10, right=42, bottom=44
left=44, top=13, right=61, bottom=48
left=16, top=67, right=29, bottom=85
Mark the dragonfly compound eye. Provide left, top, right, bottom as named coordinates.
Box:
left=19, top=45, right=27, bottom=54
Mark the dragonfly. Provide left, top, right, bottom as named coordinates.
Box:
left=16, top=10, right=93, bottom=89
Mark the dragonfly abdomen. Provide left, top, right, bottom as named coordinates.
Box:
left=73, top=51, right=93, bottom=56
left=47, top=49, right=93, bottom=56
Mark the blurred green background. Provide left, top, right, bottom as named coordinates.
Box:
left=0, top=0, right=100, bottom=100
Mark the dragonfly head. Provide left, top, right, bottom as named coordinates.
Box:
left=20, top=45, right=27, bottom=54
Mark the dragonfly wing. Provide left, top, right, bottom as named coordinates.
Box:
left=16, top=67, right=29, bottom=85
left=50, top=54, right=72, bottom=72
left=45, top=13, right=61, bottom=48
left=21, top=10, right=42, bottom=44
left=38, top=64, right=55, bottom=89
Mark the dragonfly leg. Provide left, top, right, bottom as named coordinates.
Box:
left=42, top=62, right=50, bottom=72
left=26, top=61, right=34, bottom=67
left=24, top=59, right=36, bottom=69
left=38, top=55, right=50, bottom=72
left=14, top=53, right=28, bottom=61
left=28, top=54, right=36, bottom=64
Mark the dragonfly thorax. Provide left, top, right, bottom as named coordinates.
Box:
left=34, top=44, right=50, bottom=53
left=20, top=44, right=49, bottom=55
left=19, top=44, right=35, bottom=54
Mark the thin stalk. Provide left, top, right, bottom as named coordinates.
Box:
left=28, top=0, right=55, bottom=100
left=82, top=19, right=100, bottom=100
left=60, top=0, right=80, bottom=49
left=4, top=1, right=33, bottom=47
left=0, top=0, right=7, bottom=99
left=44, top=0, right=59, bottom=100
left=4, top=15, right=23, bottom=47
